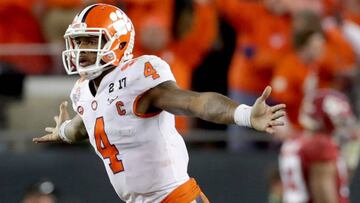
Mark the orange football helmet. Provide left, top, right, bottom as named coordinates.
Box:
left=62, top=3, right=135, bottom=79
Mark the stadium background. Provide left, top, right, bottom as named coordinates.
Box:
left=1, top=0, right=360, bottom=202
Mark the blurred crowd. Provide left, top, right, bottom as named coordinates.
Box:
left=0, top=0, right=360, bottom=136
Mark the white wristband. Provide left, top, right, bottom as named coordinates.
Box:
left=234, top=104, right=252, bottom=127
left=59, top=120, right=73, bottom=143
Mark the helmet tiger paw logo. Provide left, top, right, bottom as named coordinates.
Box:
left=109, top=10, right=133, bottom=35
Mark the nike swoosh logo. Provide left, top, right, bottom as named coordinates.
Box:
left=107, top=96, right=118, bottom=105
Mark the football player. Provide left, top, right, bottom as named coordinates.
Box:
left=33, top=4, right=286, bottom=203
left=279, top=89, right=358, bottom=203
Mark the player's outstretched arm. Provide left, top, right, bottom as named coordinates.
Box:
left=32, top=101, right=87, bottom=144
left=142, top=81, right=285, bottom=133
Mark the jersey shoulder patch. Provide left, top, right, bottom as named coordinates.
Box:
left=123, top=55, right=176, bottom=93
left=69, top=78, right=89, bottom=112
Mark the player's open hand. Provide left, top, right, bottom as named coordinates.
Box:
left=251, top=86, right=286, bottom=134
left=33, top=101, right=70, bottom=143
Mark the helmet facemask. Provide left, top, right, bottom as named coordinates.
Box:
left=62, top=4, right=135, bottom=80
left=62, top=24, right=120, bottom=80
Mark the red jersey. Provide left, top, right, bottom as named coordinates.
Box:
left=279, top=133, right=349, bottom=203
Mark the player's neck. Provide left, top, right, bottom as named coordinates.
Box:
left=92, top=67, right=116, bottom=89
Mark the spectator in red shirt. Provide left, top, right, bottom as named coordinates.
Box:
left=278, top=89, right=357, bottom=203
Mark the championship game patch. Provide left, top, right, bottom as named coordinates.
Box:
left=72, top=87, right=81, bottom=105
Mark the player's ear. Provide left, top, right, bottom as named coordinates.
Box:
left=119, top=42, right=127, bottom=50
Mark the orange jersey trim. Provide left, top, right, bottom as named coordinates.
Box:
left=132, top=94, right=162, bottom=118
left=161, top=178, right=206, bottom=203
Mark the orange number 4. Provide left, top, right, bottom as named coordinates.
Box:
left=94, top=117, right=124, bottom=174
left=144, top=62, right=160, bottom=79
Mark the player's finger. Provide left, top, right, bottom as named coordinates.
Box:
left=258, top=86, right=272, bottom=102
left=266, top=127, right=275, bottom=134
left=32, top=134, right=53, bottom=143
left=61, top=101, right=68, bottom=108
left=45, top=127, right=54, bottom=133
left=270, top=120, right=285, bottom=127
left=271, top=110, right=286, bottom=120
left=34, top=134, right=62, bottom=144
left=54, top=116, right=59, bottom=125
left=271, top=104, right=286, bottom=113
left=59, top=101, right=68, bottom=113
left=60, top=101, right=70, bottom=121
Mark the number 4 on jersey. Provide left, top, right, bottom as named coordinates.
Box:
left=94, top=117, right=124, bottom=174
left=144, top=62, right=160, bottom=79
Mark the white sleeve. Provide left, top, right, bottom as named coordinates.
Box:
left=133, top=56, right=176, bottom=93
left=69, top=80, right=82, bottom=113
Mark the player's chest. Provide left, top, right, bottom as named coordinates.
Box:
left=74, top=80, right=136, bottom=126
left=77, top=84, right=141, bottom=146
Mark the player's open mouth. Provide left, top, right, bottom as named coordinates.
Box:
left=79, top=58, right=93, bottom=67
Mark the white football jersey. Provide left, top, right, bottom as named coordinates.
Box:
left=70, top=55, right=190, bottom=203
left=279, top=138, right=309, bottom=203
